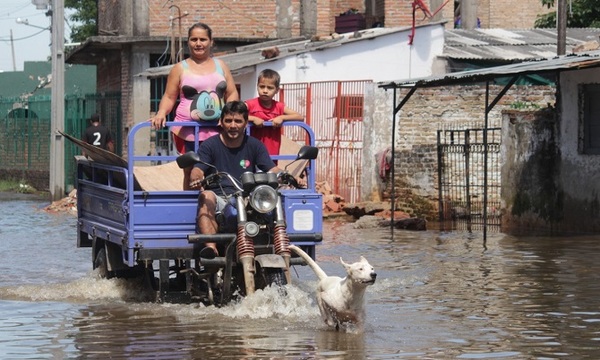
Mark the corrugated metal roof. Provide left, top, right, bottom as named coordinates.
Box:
left=379, top=50, right=600, bottom=89
left=137, top=27, right=600, bottom=79
left=443, top=28, right=600, bottom=60
left=137, top=25, right=420, bottom=78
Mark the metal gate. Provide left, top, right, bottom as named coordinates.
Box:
left=149, top=79, right=370, bottom=204
left=280, top=80, right=369, bottom=204
left=437, top=127, right=502, bottom=232
left=0, top=93, right=121, bottom=192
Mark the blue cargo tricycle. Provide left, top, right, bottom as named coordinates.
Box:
left=72, top=121, right=322, bottom=305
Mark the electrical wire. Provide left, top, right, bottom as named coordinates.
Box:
left=0, top=2, right=31, bottom=19
left=0, top=27, right=48, bottom=42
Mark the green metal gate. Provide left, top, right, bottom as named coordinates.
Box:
left=0, top=92, right=121, bottom=192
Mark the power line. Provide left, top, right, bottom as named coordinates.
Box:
left=0, top=27, right=48, bottom=42
left=0, top=2, right=31, bottom=19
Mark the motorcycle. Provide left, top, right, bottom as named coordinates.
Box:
left=175, top=145, right=319, bottom=305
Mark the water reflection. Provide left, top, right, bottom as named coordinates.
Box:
left=2, top=198, right=600, bottom=358
left=69, top=299, right=323, bottom=359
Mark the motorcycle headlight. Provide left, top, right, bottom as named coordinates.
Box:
left=249, top=185, right=278, bottom=213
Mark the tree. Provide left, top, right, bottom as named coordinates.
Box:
left=65, top=0, right=97, bottom=43
left=535, top=0, right=600, bottom=28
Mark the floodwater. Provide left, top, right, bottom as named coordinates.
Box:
left=2, top=196, right=600, bottom=359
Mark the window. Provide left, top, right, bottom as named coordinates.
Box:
left=333, top=95, right=364, bottom=120
left=581, top=84, right=600, bottom=154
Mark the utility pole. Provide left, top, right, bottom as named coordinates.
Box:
left=49, top=0, right=65, bottom=201
left=10, top=30, right=16, bottom=71
left=461, top=0, right=478, bottom=29
left=557, top=0, right=567, bottom=55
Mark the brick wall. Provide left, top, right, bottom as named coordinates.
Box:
left=97, top=53, right=122, bottom=92
left=332, top=0, right=365, bottom=15
left=317, top=0, right=334, bottom=35
left=402, top=0, right=550, bottom=30
left=140, top=0, right=550, bottom=40
left=382, top=84, right=556, bottom=219
left=148, top=0, right=285, bottom=39
left=487, top=0, right=551, bottom=29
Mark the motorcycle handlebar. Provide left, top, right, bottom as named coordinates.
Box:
left=278, top=172, right=301, bottom=189
left=201, top=171, right=305, bottom=191
left=201, top=172, right=244, bottom=192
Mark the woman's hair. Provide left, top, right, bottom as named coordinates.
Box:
left=188, top=22, right=213, bottom=39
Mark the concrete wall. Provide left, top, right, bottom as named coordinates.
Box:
left=130, top=47, right=152, bottom=159
left=98, top=0, right=150, bottom=37
left=501, top=108, right=563, bottom=235
left=555, top=68, right=600, bottom=234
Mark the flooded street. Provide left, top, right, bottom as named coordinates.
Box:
left=2, top=196, right=600, bottom=359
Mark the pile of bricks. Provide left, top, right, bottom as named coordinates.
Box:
left=316, top=181, right=346, bottom=214
left=44, top=189, right=78, bottom=215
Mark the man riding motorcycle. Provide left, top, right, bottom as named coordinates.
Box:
left=188, top=101, right=283, bottom=279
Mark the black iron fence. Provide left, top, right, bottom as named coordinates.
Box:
left=437, top=127, right=502, bottom=232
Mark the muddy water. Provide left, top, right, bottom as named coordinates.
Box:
left=2, top=196, right=600, bottom=358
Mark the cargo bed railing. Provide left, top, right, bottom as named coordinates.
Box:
left=126, top=120, right=317, bottom=198
left=124, top=121, right=319, bottom=251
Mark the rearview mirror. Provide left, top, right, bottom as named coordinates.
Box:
left=296, top=145, right=318, bottom=161
left=176, top=151, right=200, bottom=169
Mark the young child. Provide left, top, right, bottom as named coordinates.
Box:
left=246, top=69, right=304, bottom=156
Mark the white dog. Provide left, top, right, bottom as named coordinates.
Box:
left=288, top=244, right=377, bottom=330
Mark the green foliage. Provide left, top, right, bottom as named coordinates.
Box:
left=535, top=0, right=600, bottom=28
left=65, top=0, right=97, bottom=43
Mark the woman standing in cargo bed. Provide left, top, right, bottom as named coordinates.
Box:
left=151, top=22, right=239, bottom=189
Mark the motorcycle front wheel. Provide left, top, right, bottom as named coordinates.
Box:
left=256, top=267, right=288, bottom=293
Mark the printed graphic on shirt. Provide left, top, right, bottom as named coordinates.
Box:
left=239, top=159, right=251, bottom=169
left=91, top=132, right=102, bottom=146
left=182, top=81, right=227, bottom=121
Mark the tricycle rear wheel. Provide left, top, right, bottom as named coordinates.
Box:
left=94, top=247, right=114, bottom=279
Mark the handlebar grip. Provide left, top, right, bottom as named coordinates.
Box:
left=279, top=172, right=301, bottom=188
left=200, top=173, right=220, bottom=188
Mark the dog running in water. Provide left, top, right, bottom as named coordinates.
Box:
left=288, top=244, right=377, bottom=330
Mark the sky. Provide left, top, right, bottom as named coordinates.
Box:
left=0, top=0, right=73, bottom=72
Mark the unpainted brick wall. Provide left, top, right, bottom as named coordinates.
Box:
left=486, top=0, right=552, bottom=28
left=142, top=0, right=549, bottom=39
left=396, top=0, right=550, bottom=30
left=385, top=84, right=556, bottom=219
left=97, top=53, right=121, bottom=92
left=148, top=0, right=293, bottom=39
left=332, top=0, right=365, bottom=15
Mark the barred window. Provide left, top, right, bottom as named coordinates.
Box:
left=333, top=95, right=364, bottom=120
left=581, top=84, right=600, bottom=154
